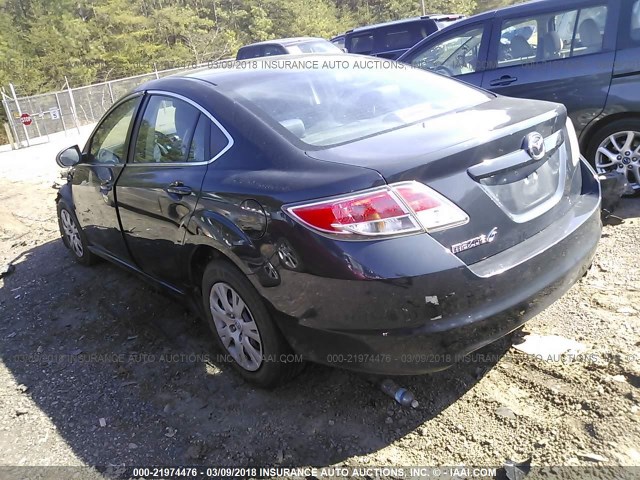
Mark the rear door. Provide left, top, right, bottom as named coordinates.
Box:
left=606, top=0, right=640, bottom=114
left=481, top=1, right=619, bottom=136
left=401, top=21, right=492, bottom=88
left=115, top=92, right=231, bottom=289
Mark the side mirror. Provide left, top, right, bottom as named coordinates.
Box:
left=56, top=145, right=81, bottom=168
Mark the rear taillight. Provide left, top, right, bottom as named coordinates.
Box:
left=286, top=181, right=468, bottom=239
left=393, top=182, right=469, bottom=232
left=565, top=117, right=581, bottom=167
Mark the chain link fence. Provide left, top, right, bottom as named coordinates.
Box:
left=1, top=63, right=209, bottom=149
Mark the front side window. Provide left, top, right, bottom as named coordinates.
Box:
left=408, top=25, right=485, bottom=76
left=88, top=97, right=139, bottom=164
left=134, top=96, right=201, bottom=163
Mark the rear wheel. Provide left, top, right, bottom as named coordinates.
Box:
left=202, top=261, right=303, bottom=388
left=57, top=202, right=97, bottom=265
left=586, top=119, right=640, bottom=193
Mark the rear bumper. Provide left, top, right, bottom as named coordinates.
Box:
left=258, top=159, right=602, bottom=375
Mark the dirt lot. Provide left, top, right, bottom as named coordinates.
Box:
left=0, top=138, right=639, bottom=478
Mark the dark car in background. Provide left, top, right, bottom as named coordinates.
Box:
left=330, top=34, right=346, bottom=50
left=345, top=15, right=464, bottom=59
left=400, top=0, right=640, bottom=191
left=236, top=37, right=342, bottom=60
left=55, top=56, right=601, bottom=388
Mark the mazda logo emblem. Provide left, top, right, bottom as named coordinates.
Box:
left=523, top=132, right=546, bottom=161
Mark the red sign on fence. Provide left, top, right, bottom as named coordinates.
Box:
left=20, top=113, right=32, bottom=126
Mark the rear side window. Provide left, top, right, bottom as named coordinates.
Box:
left=184, top=116, right=230, bottom=163
left=134, top=96, right=201, bottom=163
left=382, top=28, right=414, bottom=50
left=350, top=33, right=374, bottom=54
left=497, top=4, right=608, bottom=67
left=632, top=1, right=640, bottom=42
left=331, top=36, right=345, bottom=49
left=573, top=6, right=608, bottom=56
left=188, top=115, right=208, bottom=163
left=236, top=47, right=258, bottom=60
left=498, top=18, right=538, bottom=66
left=262, top=45, right=285, bottom=56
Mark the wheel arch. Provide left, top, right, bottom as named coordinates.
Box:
left=189, top=244, right=242, bottom=294
left=55, top=183, right=75, bottom=210
left=579, top=112, right=640, bottom=153
left=188, top=243, right=258, bottom=298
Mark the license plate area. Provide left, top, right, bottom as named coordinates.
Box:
left=477, top=139, right=567, bottom=223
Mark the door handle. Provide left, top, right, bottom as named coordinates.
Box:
left=489, top=75, right=518, bottom=87
left=166, top=181, right=193, bottom=196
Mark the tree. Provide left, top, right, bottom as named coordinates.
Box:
left=0, top=0, right=484, bottom=102
left=424, top=0, right=477, bottom=15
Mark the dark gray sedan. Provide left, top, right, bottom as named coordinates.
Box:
left=55, top=56, right=601, bottom=387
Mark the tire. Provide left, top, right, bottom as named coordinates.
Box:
left=202, top=261, right=304, bottom=388
left=585, top=119, right=640, bottom=194
left=57, top=201, right=98, bottom=266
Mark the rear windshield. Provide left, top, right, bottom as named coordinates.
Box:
left=225, top=60, right=490, bottom=147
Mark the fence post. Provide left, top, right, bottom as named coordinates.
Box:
left=86, top=92, right=96, bottom=123
left=107, top=81, right=115, bottom=104
left=3, top=122, right=16, bottom=149
left=1, top=90, right=21, bottom=149
left=65, top=77, right=81, bottom=134
left=54, top=92, right=68, bottom=136
left=9, top=83, right=30, bottom=147
left=27, top=97, right=44, bottom=141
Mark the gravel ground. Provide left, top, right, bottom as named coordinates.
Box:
left=0, top=141, right=639, bottom=479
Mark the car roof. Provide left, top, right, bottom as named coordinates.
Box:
left=443, top=0, right=603, bottom=24
left=347, top=14, right=463, bottom=33
left=137, top=54, right=393, bottom=93
left=239, top=37, right=329, bottom=48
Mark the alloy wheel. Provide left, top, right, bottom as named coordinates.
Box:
left=277, top=241, right=299, bottom=270
left=595, top=130, right=640, bottom=190
left=60, top=209, right=84, bottom=257
left=209, top=282, right=263, bottom=371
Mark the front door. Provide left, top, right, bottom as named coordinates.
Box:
left=72, top=95, right=142, bottom=262
left=400, top=21, right=491, bottom=88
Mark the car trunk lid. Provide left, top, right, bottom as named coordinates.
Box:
left=305, top=96, right=581, bottom=265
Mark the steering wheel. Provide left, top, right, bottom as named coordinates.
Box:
left=97, top=148, right=119, bottom=164
left=433, top=65, right=454, bottom=77
left=154, top=131, right=174, bottom=158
